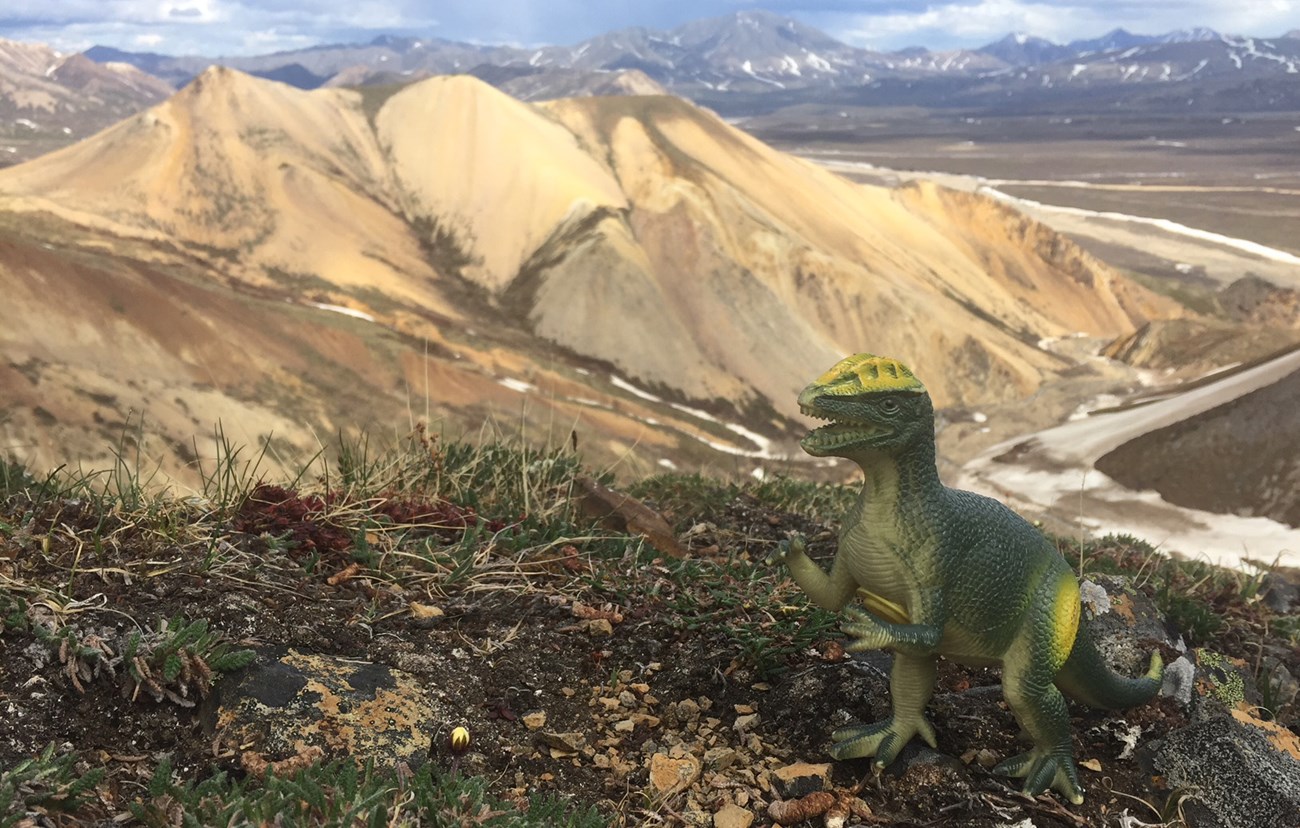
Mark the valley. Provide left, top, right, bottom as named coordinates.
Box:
left=745, top=108, right=1300, bottom=562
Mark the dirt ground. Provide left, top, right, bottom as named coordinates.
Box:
left=0, top=467, right=1288, bottom=826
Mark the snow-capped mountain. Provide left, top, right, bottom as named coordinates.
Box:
left=74, top=12, right=1300, bottom=113
left=979, top=33, right=1075, bottom=65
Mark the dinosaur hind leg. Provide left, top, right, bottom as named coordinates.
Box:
left=831, top=653, right=938, bottom=767
left=993, top=574, right=1086, bottom=800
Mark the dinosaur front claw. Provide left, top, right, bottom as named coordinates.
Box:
left=829, top=714, right=937, bottom=767
left=841, top=605, right=893, bottom=650
left=767, top=532, right=806, bottom=566
left=993, top=748, right=1084, bottom=804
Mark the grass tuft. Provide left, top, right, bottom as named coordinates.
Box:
left=128, top=757, right=604, bottom=828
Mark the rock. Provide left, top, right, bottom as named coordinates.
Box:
left=210, top=647, right=442, bottom=766
left=539, top=731, right=586, bottom=755
left=647, top=752, right=701, bottom=797
left=1188, top=649, right=1262, bottom=720
left=703, top=747, right=741, bottom=771
left=1149, top=710, right=1300, bottom=828
left=522, top=711, right=547, bottom=730
left=732, top=713, right=760, bottom=734
left=1161, top=654, right=1197, bottom=705
left=1260, top=656, right=1300, bottom=727
left=1260, top=571, right=1299, bottom=614
left=1078, top=574, right=1174, bottom=676
left=712, top=803, right=754, bottom=828
left=771, top=762, right=832, bottom=798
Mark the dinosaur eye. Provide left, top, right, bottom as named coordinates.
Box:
left=879, top=397, right=900, bottom=414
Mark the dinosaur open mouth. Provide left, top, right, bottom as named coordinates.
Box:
left=799, top=405, right=887, bottom=451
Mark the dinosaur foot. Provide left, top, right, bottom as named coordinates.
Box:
left=993, top=748, right=1084, bottom=804
left=829, top=714, right=937, bottom=767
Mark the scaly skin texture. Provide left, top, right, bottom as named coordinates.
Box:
left=772, top=353, right=1163, bottom=804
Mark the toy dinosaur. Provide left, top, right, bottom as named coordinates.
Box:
left=772, top=353, right=1163, bottom=803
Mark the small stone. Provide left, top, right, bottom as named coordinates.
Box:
left=598, top=696, right=622, bottom=711
left=1080, top=758, right=1102, bottom=772
left=539, top=731, right=586, bottom=754
left=734, top=704, right=756, bottom=714
left=561, top=687, right=576, bottom=697
left=713, top=802, right=754, bottom=828
left=733, top=713, right=760, bottom=734
left=614, top=718, right=637, bottom=733
left=648, top=753, right=702, bottom=797
left=704, top=747, right=741, bottom=770
left=677, top=699, right=701, bottom=721
left=584, top=618, right=614, bottom=636
left=771, top=762, right=832, bottom=798
left=408, top=602, right=444, bottom=619
left=962, top=748, right=999, bottom=769
left=522, top=711, right=547, bottom=730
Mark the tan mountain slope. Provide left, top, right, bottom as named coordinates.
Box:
left=0, top=70, right=1178, bottom=479
left=530, top=94, right=1178, bottom=408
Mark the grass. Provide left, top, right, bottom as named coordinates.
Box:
left=1, top=429, right=1297, bottom=825
left=129, top=758, right=605, bottom=828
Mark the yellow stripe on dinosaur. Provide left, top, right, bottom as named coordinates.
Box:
left=856, top=588, right=911, bottom=625
left=1050, top=574, right=1081, bottom=664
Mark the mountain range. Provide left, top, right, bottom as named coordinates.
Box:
left=74, top=11, right=1300, bottom=112
left=6, top=12, right=1300, bottom=168
left=0, top=68, right=1177, bottom=481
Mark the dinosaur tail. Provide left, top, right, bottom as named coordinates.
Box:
left=1054, top=622, right=1164, bottom=710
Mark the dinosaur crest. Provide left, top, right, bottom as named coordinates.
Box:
left=810, top=353, right=927, bottom=396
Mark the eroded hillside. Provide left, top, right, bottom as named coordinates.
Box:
left=0, top=69, right=1179, bottom=481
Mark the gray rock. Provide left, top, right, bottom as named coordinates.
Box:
left=1079, top=574, right=1174, bottom=676
left=1150, top=713, right=1300, bottom=828
left=1161, top=655, right=1197, bottom=706
left=208, top=647, right=446, bottom=768
left=1260, top=572, right=1299, bottom=614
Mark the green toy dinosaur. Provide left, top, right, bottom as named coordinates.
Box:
left=772, top=353, right=1163, bottom=804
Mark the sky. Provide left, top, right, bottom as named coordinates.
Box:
left=3, top=1, right=1299, bottom=57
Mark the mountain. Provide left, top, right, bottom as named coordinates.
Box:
left=0, top=39, right=173, bottom=165
left=1067, top=28, right=1160, bottom=54
left=978, top=33, right=1074, bottom=65
left=0, top=69, right=1176, bottom=480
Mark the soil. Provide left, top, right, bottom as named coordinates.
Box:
left=0, top=480, right=1276, bottom=827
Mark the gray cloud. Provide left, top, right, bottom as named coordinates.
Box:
left=2, top=1, right=1298, bottom=56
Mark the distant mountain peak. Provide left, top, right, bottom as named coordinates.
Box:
left=979, top=32, right=1071, bottom=64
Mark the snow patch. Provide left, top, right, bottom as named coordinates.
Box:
left=306, top=302, right=375, bottom=323
left=498, top=377, right=536, bottom=394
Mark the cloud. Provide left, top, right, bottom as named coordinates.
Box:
left=2, top=0, right=1299, bottom=56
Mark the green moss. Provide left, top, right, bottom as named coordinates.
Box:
left=1197, top=649, right=1246, bottom=707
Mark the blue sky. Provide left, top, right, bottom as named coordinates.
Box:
left=4, top=1, right=1299, bottom=56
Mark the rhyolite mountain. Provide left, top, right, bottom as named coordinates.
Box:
left=0, top=69, right=1176, bottom=481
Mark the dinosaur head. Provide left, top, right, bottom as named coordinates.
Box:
left=798, top=354, right=934, bottom=460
